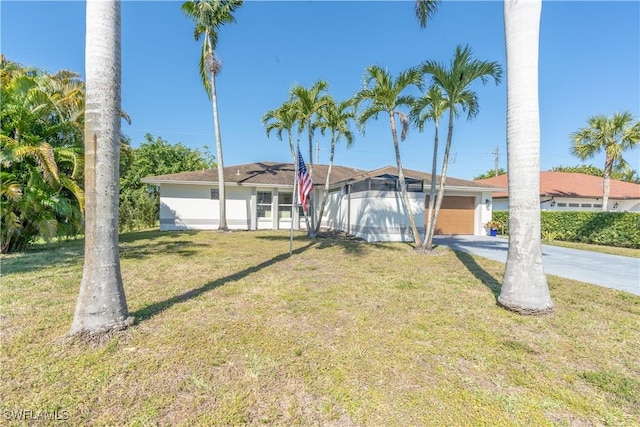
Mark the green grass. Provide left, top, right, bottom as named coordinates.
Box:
left=2, top=230, right=639, bottom=426
left=541, top=239, right=640, bottom=258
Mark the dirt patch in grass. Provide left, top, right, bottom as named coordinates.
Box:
left=2, top=230, right=639, bottom=425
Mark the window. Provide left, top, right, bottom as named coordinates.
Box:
left=210, top=189, right=219, bottom=200
left=581, top=203, right=591, bottom=208
left=594, top=204, right=602, bottom=208
left=257, top=191, right=272, bottom=218
left=557, top=203, right=567, bottom=207
left=278, top=192, right=293, bottom=219
left=568, top=203, right=579, bottom=208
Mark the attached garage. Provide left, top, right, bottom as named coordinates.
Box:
left=425, top=196, right=475, bottom=235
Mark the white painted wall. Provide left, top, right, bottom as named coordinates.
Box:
left=493, top=197, right=640, bottom=212
left=159, top=184, right=251, bottom=230
left=157, top=183, right=495, bottom=240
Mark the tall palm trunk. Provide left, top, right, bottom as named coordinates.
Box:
left=499, top=0, right=553, bottom=314
left=71, top=0, right=132, bottom=335
left=307, top=124, right=316, bottom=236
left=315, top=132, right=336, bottom=234
left=424, top=108, right=454, bottom=250
left=422, top=119, right=440, bottom=250
left=389, top=113, right=423, bottom=246
left=287, top=130, right=295, bottom=163
left=602, top=154, right=613, bottom=211
left=210, top=67, right=227, bottom=230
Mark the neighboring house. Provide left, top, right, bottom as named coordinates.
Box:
left=476, top=171, right=640, bottom=212
left=142, top=162, right=503, bottom=242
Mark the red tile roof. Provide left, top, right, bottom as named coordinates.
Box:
left=476, top=172, right=640, bottom=199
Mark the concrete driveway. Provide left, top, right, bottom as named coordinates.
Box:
left=434, top=235, right=640, bottom=295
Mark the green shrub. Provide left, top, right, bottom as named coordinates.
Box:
left=492, top=211, right=640, bottom=248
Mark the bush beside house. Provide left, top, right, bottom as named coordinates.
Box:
left=492, top=211, right=640, bottom=248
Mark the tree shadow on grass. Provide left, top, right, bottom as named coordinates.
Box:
left=450, top=249, right=502, bottom=299
left=132, top=241, right=318, bottom=321
left=2, top=229, right=198, bottom=276
left=256, top=233, right=408, bottom=256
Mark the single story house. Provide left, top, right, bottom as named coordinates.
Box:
left=476, top=171, right=640, bottom=212
left=142, top=162, right=503, bottom=242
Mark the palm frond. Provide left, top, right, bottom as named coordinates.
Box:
left=415, top=0, right=441, bottom=28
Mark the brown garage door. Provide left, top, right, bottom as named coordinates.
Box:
left=425, top=196, right=475, bottom=234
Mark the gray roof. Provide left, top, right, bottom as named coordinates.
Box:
left=141, top=162, right=366, bottom=187
left=142, top=162, right=504, bottom=191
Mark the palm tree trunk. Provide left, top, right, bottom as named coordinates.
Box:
left=602, top=155, right=613, bottom=211
left=307, top=124, right=316, bottom=237
left=499, top=0, right=553, bottom=314
left=71, top=0, right=132, bottom=336
left=210, top=70, right=227, bottom=230
left=425, top=109, right=454, bottom=250
left=389, top=113, right=423, bottom=246
left=422, top=120, right=440, bottom=249
left=287, top=131, right=295, bottom=163
left=315, top=132, right=336, bottom=234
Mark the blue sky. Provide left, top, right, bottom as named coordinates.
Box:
left=2, top=1, right=638, bottom=180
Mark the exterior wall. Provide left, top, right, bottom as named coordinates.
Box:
left=159, top=184, right=306, bottom=231
left=158, top=183, right=494, bottom=239
left=319, top=188, right=494, bottom=242
left=479, top=191, right=495, bottom=234
left=159, top=184, right=251, bottom=230
left=493, top=197, right=640, bottom=212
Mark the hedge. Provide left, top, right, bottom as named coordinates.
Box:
left=492, top=211, right=640, bottom=249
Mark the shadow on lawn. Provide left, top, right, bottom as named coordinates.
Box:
left=451, top=250, right=502, bottom=299
left=1, top=229, right=199, bottom=276
left=132, top=241, right=318, bottom=321
left=256, top=233, right=406, bottom=256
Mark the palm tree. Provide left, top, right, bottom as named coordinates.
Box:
left=415, top=0, right=441, bottom=28
left=570, top=112, right=640, bottom=211
left=499, top=0, right=553, bottom=314
left=315, top=96, right=355, bottom=234
left=289, top=80, right=330, bottom=235
left=353, top=65, right=423, bottom=246
left=410, top=85, right=448, bottom=250
left=262, top=101, right=297, bottom=162
left=420, top=45, right=502, bottom=251
left=70, top=0, right=132, bottom=335
left=1, top=58, right=85, bottom=253
left=182, top=0, right=243, bottom=231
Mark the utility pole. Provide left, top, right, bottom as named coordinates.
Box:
left=493, top=146, right=500, bottom=177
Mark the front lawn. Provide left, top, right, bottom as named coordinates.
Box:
left=1, top=230, right=639, bottom=426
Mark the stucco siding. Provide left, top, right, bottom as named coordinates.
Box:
left=159, top=184, right=251, bottom=230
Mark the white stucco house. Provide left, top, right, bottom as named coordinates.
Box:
left=476, top=171, right=640, bottom=212
left=142, top=162, right=503, bottom=242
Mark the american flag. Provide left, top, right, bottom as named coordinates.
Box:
left=297, top=151, right=313, bottom=213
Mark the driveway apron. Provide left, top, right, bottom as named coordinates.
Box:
left=434, top=235, right=640, bottom=295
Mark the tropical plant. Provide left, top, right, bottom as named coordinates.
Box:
left=474, top=168, right=507, bottom=180
left=289, top=80, right=330, bottom=236
left=570, top=112, right=640, bottom=211
left=420, top=45, right=502, bottom=251
left=0, top=56, right=85, bottom=253
left=551, top=164, right=640, bottom=183
left=414, top=0, right=441, bottom=28
left=70, top=0, right=132, bottom=336
left=182, top=0, right=243, bottom=231
left=119, top=133, right=215, bottom=231
left=262, top=101, right=298, bottom=162
left=315, top=97, right=355, bottom=233
left=410, top=84, right=448, bottom=249
left=353, top=65, right=423, bottom=246
left=499, top=0, right=553, bottom=315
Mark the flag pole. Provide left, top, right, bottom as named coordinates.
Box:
left=290, top=144, right=300, bottom=256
